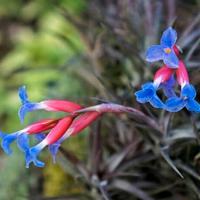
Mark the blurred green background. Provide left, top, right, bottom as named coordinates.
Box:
left=0, top=1, right=90, bottom=199
left=0, top=0, right=200, bottom=200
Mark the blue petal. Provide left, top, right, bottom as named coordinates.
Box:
left=135, top=83, right=155, bottom=103
left=18, top=102, right=40, bottom=123
left=160, top=27, right=177, bottom=48
left=18, top=85, right=42, bottom=123
left=186, top=99, right=200, bottom=112
left=0, top=132, right=19, bottom=155
left=19, top=86, right=29, bottom=104
left=163, top=87, right=176, bottom=98
left=149, top=95, right=165, bottom=109
left=163, top=51, right=179, bottom=68
left=165, top=97, right=186, bottom=112
left=48, top=142, right=61, bottom=164
left=25, top=146, right=45, bottom=168
left=135, top=83, right=165, bottom=109
left=160, top=76, right=177, bottom=98
left=181, top=84, right=196, bottom=99
left=135, top=90, right=152, bottom=103
left=35, top=134, right=60, bottom=163
left=17, top=133, right=30, bottom=152
left=35, top=133, right=46, bottom=141
left=164, top=75, right=176, bottom=87
left=145, top=45, right=163, bottom=62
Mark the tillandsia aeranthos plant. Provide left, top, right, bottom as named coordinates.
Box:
left=0, top=86, right=159, bottom=168
left=1, top=27, right=199, bottom=168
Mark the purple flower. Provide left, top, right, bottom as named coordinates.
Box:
left=146, top=27, right=179, bottom=68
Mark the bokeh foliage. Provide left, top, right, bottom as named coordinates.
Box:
left=0, top=0, right=88, bottom=198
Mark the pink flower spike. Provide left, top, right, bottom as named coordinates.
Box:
left=18, top=86, right=82, bottom=123
left=26, top=119, right=59, bottom=134
left=69, top=111, right=101, bottom=136
left=176, top=60, right=189, bottom=87
left=24, top=116, right=73, bottom=167
left=43, top=100, right=82, bottom=113
left=45, top=116, right=73, bottom=145
left=25, top=112, right=100, bottom=167
left=49, top=112, right=101, bottom=164
left=154, top=66, right=174, bottom=87
left=62, top=111, right=101, bottom=139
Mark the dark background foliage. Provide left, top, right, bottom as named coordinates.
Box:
left=0, top=0, right=200, bottom=199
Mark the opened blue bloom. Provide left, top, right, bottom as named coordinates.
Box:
left=146, top=27, right=179, bottom=68
left=135, top=65, right=175, bottom=109
left=165, top=84, right=200, bottom=112
left=35, top=133, right=61, bottom=164
left=0, top=131, right=21, bottom=155
left=18, top=86, right=82, bottom=123
left=135, top=82, right=165, bottom=109
left=18, top=134, right=45, bottom=168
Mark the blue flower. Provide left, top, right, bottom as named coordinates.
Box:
left=182, top=84, right=200, bottom=112
left=165, top=84, right=200, bottom=112
left=17, top=134, right=44, bottom=168
left=35, top=133, right=61, bottom=164
left=24, top=137, right=61, bottom=168
left=17, top=133, right=30, bottom=152
left=165, top=97, right=186, bottom=112
left=1, top=130, right=61, bottom=168
left=24, top=147, right=45, bottom=168
left=18, top=86, right=82, bottom=124
left=135, top=82, right=165, bottom=109
left=18, top=86, right=42, bottom=123
left=0, top=131, right=23, bottom=155
left=146, top=27, right=179, bottom=68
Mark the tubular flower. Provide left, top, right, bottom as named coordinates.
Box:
left=0, top=119, right=59, bottom=155
left=47, top=111, right=102, bottom=161
left=24, top=116, right=74, bottom=168
left=18, top=86, right=82, bottom=123
left=146, top=27, right=179, bottom=68
left=0, top=86, right=103, bottom=168
left=135, top=66, right=174, bottom=109
left=20, top=112, right=101, bottom=168
left=165, top=61, right=200, bottom=112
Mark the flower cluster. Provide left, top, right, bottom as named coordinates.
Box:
left=1, top=87, right=142, bottom=168
left=135, top=27, right=200, bottom=112
left=0, top=86, right=103, bottom=168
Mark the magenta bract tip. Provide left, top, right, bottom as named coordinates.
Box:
left=45, top=116, right=74, bottom=145
left=70, top=111, right=101, bottom=136
left=43, top=100, right=82, bottom=113
left=27, top=119, right=59, bottom=134
left=176, top=60, right=189, bottom=86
